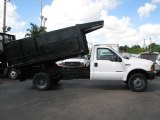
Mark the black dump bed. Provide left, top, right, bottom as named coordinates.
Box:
left=3, top=21, right=104, bottom=67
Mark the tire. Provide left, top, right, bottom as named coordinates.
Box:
left=128, top=73, right=148, bottom=92
left=33, top=72, right=52, bottom=91
left=8, top=69, right=18, bottom=80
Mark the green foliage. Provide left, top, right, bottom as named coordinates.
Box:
left=127, top=47, right=146, bottom=54
left=149, top=43, right=160, bottom=52
left=120, top=43, right=160, bottom=54
left=25, top=23, right=47, bottom=37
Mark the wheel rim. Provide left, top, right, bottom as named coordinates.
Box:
left=37, top=77, right=47, bottom=87
left=10, top=71, right=17, bottom=79
left=133, top=78, right=144, bottom=89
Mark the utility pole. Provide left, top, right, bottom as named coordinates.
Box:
left=3, top=0, right=7, bottom=33
left=40, top=0, right=43, bottom=27
left=143, top=39, right=146, bottom=49
left=149, top=37, right=152, bottom=52
left=40, top=0, right=47, bottom=27
left=2, top=0, right=11, bottom=33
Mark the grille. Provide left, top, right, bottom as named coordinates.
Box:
left=64, top=62, right=81, bottom=66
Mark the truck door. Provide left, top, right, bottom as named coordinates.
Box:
left=91, top=48, right=125, bottom=80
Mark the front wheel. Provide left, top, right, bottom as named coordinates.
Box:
left=8, top=69, right=18, bottom=80
left=128, top=73, right=148, bottom=92
left=33, top=72, right=52, bottom=91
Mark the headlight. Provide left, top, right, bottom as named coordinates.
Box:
left=80, top=62, right=85, bottom=67
left=150, top=64, right=155, bottom=72
left=58, top=62, right=64, bottom=67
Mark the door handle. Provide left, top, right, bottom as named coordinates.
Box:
left=94, top=63, right=98, bottom=67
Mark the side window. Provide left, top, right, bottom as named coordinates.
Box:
left=4, top=35, right=10, bottom=43
left=3, top=34, right=15, bottom=43
left=97, top=48, right=115, bottom=61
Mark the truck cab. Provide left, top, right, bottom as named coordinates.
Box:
left=0, top=33, right=15, bottom=61
left=0, top=33, right=18, bottom=79
left=88, top=45, right=155, bottom=91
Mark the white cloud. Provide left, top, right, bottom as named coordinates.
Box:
left=12, top=31, right=26, bottom=39
left=137, top=3, right=156, bottom=18
left=139, top=24, right=160, bottom=35
left=43, top=0, right=136, bottom=46
left=0, top=0, right=26, bottom=34
left=139, top=24, right=160, bottom=45
left=87, top=11, right=138, bottom=46
left=43, top=0, right=139, bottom=47
left=152, top=0, right=160, bottom=4
left=43, top=0, right=119, bottom=31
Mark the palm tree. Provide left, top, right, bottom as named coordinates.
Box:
left=25, top=23, right=47, bottom=37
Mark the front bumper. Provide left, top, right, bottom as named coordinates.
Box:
left=147, top=71, right=156, bottom=80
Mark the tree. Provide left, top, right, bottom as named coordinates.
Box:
left=149, top=43, right=160, bottom=52
left=25, top=23, right=47, bottom=37
left=120, top=45, right=145, bottom=54
left=119, top=43, right=160, bottom=54
left=119, top=45, right=129, bottom=52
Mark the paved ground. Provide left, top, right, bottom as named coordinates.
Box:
left=0, top=77, right=160, bottom=120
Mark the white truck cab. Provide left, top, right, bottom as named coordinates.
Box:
left=90, top=45, right=155, bottom=91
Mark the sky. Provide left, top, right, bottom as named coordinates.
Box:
left=0, top=0, right=160, bottom=47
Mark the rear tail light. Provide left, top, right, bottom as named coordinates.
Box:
left=150, top=64, right=155, bottom=72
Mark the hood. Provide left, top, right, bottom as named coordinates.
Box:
left=123, top=57, right=154, bottom=70
left=125, top=57, right=153, bottom=64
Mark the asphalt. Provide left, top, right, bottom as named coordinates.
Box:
left=0, top=77, right=160, bottom=120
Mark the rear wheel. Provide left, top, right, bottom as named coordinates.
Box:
left=128, top=73, right=147, bottom=92
left=33, top=72, right=52, bottom=91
